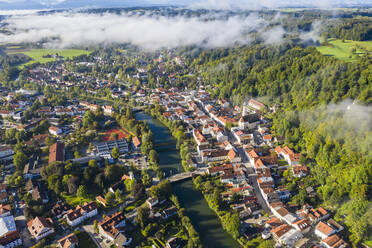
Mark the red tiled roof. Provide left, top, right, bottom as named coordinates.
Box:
left=49, top=142, right=64, bottom=164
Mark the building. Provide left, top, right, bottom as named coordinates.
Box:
left=114, top=233, right=132, bottom=248
left=27, top=217, right=55, bottom=241
left=322, top=234, right=349, bottom=248
left=49, top=142, right=65, bottom=164
left=0, top=230, right=22, bottom=248
left=161, top=206, right=178, bottom=220
left=95, top=139, right=128, bottom=158
left=0, top=146, right=13, bottom=163
left=98, top=212, right=127, bottom=241
left=58, top=233, right=78, bottom=248
left=146, top=197, right=159, bottom=210
left=0, top=205, right=11, bottom=217
left=51, top=202, right=71, bottom=219
left=49, top=126, right=62, bottom=136
left=248, top=99, right=265, bottom=110
left=315, top=221, right=336, bottom=240
left=95, top=196, right=107, bottom=207
left=66, top=202, right=98, bottom=227
left=23, top=154, right=42, bottom=179
left=238, top=113, right=260, bottom=129
left=166, top=237, right=184, bottom=248
left=293, top=218, right=311, bottom=233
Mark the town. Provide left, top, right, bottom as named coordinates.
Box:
left=0, top=45, right=353, bottom=248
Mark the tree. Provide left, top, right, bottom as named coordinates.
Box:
left=111, top=146, right=120, bottom=160
left=77, top=185, right=89, bottom=198
left=105, top=191, right=115, bottom=206
left=67, top=176, right=79, bottom=194
left=88, top=159, right=98, bottom=168
left=148, top=149, right=159, bottom=164
left=115, top=189, right=121, bottom=201
left=13, top=151, right=27, bottom=171
left=142, top=169, right=152, bottom=187
left=93, top=220, right=99, bottom=234
left=137, top=206, right=150, bottom=229
left=132, top=183, right=146, bottom=201
left=212, top=188, right=222, bottom=210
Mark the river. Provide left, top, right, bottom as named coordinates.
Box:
left=135, top=112, right=240, bottom=248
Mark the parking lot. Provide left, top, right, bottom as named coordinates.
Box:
left=120, top=153, right=148, bottom=170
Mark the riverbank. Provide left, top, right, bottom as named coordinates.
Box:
left=135, top=112, right=241, bottom=248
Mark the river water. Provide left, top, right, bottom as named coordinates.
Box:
left=135, top=112, right=240, bottom=248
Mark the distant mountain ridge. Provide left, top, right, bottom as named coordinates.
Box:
left=0, top=0, right=371, bottom=10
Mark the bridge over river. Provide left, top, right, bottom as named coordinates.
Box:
left=167, top=169, right=206, bottom=183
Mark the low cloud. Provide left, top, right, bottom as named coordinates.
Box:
left=301, top=99, right=372, bottom=146
left=0, top=12, right=275, bottom=50
left=0, top=11, right=328, bottom=50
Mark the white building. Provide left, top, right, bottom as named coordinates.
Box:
left=66, top=202, right=98, bottom=227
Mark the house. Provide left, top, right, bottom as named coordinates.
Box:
left=49, top=142, right=65, bottom=164
left=0, top=215, right=21, bottom=248
left=292, top=165, right=308, bottom=178
left=98, top=212, right=127, bottom=241
left=315, top=221, right=336, bottom=239
left=239, top=113, right=260, bottom=129
left=96, top=196, right=107, bottom=207
left=49, top=126, right=62, bottom=136
left=103, top=105, right=113, bottom=116
left=327, top=219, right=344, bottom=233
left=193, top=130, right=208, bottom=146
left=0, top=230, right=22, bottom=248
left=275, top=146, right=301, bottom=166
left=293, top=218, right=311, bottom=233
left=162, top=206, right=178, bottom=220
left=66, top=202, right=98, bottom=226
left=0, top=205, right=11, bottom=217
left=166, top=237, right=184, bottom=248
left=322, top=234, right=349, bottom=248
left=114, top=233, right=132, bottom=248
left=51, top=202, right=71, bottom=219
left=27, top=217, right=55, bottom=241
left=227, top=149, right=241, bottom=163
left=132, top=136, right=141, bottom=149
left=58, top=233, right=78, bottom=248
left=146, top=197, right=159, bottom=210
left=265, top=217, right=283, bottom=229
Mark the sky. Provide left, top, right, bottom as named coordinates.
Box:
left=0, top=0, right=370, bottom=10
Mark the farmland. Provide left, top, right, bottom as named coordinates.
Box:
left=316, top=39, right=372, bottom=62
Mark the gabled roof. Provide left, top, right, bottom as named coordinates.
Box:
left=316, top=221, right=334, bottom=236
left=58, top=233, right=78, bottom=248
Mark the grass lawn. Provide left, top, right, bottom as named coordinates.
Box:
left=61, top=194, right=92, bottom=207
left=316, top=39, right=372, bottom=62
left=75, top=231, right=97, bottom=248
left=7, top=48, right=91, bottom=67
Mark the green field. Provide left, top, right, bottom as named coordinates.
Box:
left=316, top=39, right=372, bottom=62
left=7, top=48, right=91, bottom=67
left=61, top=193, right=92, bottom=208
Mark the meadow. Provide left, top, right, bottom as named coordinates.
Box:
left=6, top=48, right=91, bottom=67
left=316, top=39, right=372, bottom=62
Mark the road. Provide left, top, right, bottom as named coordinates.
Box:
left=194, top=99, right=272, bottom=215
left=238, top=147, right=272, bottom=215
